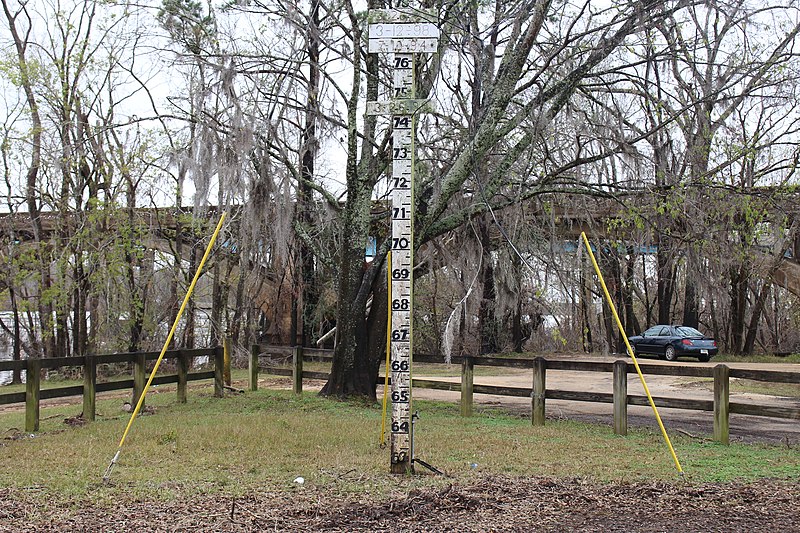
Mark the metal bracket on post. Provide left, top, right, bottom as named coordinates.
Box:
left=409, top=411, right=446, bottom=476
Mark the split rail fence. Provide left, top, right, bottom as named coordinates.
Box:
left=250, top=345, right=800, bottom=445
left=0, top=347, right=225, bottom=432
left=2, top=344, right=797, bottom=446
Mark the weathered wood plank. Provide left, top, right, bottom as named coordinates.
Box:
left=133, top=353, right=146, bottom=408
left=301, top=371, right=330, bottom=380
left=40, top=385, right=83, bottom=399
left=549, top=390, right=614, bottom=403
left=96, top=380, right=136, bottom=393
left=262, top=367, right=292, bottom=377
left=177, top=350, right=188, bottom=404
left=729, top=403, right=800, bottom=419
left=628, top=395, right=713, bottom=411
left=223, top=337, right=232, bottom=387
left=0, top=392, right=26, bottom=405
left=214, top=346, right=224, bottom=398
left=249, top=344, right=259, bottom=391
left=714, top=365, right=730, bottom=445
left=83, top=355, right=96, bottom=421
left=25, top=358, right=40, bottom=432
left=293, top=346, right=303, bottom=395
left=613, top=360, right=627, bottom=436
left=461, top=356, right=474, bottom=417
left=532, top=357, right=546, bottom=426
left=0, top=360, right=25, bottom=372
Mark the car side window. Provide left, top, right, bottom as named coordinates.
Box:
left=643, top=327, right=660, bottom=337
left=658, top=327, right=671, bottom=336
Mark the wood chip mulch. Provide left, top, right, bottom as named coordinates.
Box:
left=0, top=475, right=797, bottom=532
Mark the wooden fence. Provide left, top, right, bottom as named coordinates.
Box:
left=251, top=345, right=800, bottom=445
left=0, top=347, right=225, bottom=432
left=3, top=344, right=796, bottom=445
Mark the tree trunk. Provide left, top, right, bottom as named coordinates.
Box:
left=511, top=253, right=524, bottom=353
left=682, top=273, right=699, bottom=329
left=299, top=0, right=321, bottom=348
left=623, top=249, right=640, bottom=336
left=320, top=2, right=382, bottom=398
left=729, top=263, right=747, bottom=354
left=9, top=287, right=22, bottom=384
left=477, top=216, right=498, bottom=355
left=656, top=235, right=676, bottom=325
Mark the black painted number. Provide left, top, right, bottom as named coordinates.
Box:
left=391, top=328, right=410, bottom=341
left=392, top=268, right=410, bottom=280
left=391, top=421, right=410, bottom=433
left=392, top=177, right=409, bottom=189
left=392, top=390, right=409, bottom=402
left=392, top=298, right=410, bottom=310
left=392, top=237, right=410, bottom=249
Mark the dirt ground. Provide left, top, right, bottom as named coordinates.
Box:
left=1, top=475, right=798, bottom=532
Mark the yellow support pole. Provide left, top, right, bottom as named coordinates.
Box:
left=580, top=232, right=684, bottom=476
left=380, top=251, right=392, bottom=447
left=103, top=212, right=227, bottom=482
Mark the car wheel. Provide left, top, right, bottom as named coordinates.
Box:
left=664, top=345, right=678, bottom=362
left=698, top=354, right=710, bottom=363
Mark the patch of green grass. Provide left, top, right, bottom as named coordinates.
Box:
left=714, top=353, right=800, bottom=364
left=674, top=377, right=800, bottom=398
left=730, top=379, right=800, bottom=398
left=0, top=387, right=798, bottom=506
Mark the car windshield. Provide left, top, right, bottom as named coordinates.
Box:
left=676, top=326, right=703, bottom=337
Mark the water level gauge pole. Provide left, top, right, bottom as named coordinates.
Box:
left=366, top=7, right=439, bottom=474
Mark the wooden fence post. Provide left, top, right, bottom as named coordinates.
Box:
left=714, top=364, right=730, bottom=445
left=223, top=336, right=232, bottom=387
left=214, top=346, right=224, bottom=398
left=532, top=357, right=546, bottom=426
left=613, top=360, right=628, bottom=436
left=249, top=344, right=259, bottom=392
left=25, top=358, right=41, bottom=433
left=177, top=350, right=188, bottom=404
left=82, top=355, right=96, bottom=422
left=461, top=356, right=474, bottom=417
left=133, top=353, right=146, bottom=408
left=292, top=345, right=303, bottom=395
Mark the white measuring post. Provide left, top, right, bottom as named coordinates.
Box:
left=367, top=8, right=438, bottom=474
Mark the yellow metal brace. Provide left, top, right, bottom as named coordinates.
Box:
left=580, top=232, right=684, bottom=476
left=103, top=212, right=227, bottom=482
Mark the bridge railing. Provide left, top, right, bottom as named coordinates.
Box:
left=251, top=345, right=800, bottom=445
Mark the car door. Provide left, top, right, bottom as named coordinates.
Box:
left=654, top=326, right=674, bottom=354
left=638, top=326, right=663, bottom=354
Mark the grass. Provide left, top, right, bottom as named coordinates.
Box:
left=675, top=377, right=800, bottom=398
left=0, top=384, right=798, bottom=506
left=714, top=353, right=800, bottom=364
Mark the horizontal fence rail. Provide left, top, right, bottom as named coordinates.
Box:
left=0, top=347, right=225, bottom=432
left=251, top=345, right=800, bottom=445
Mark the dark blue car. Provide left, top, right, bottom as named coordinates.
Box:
left=628, top=325, right=718, bottom=362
